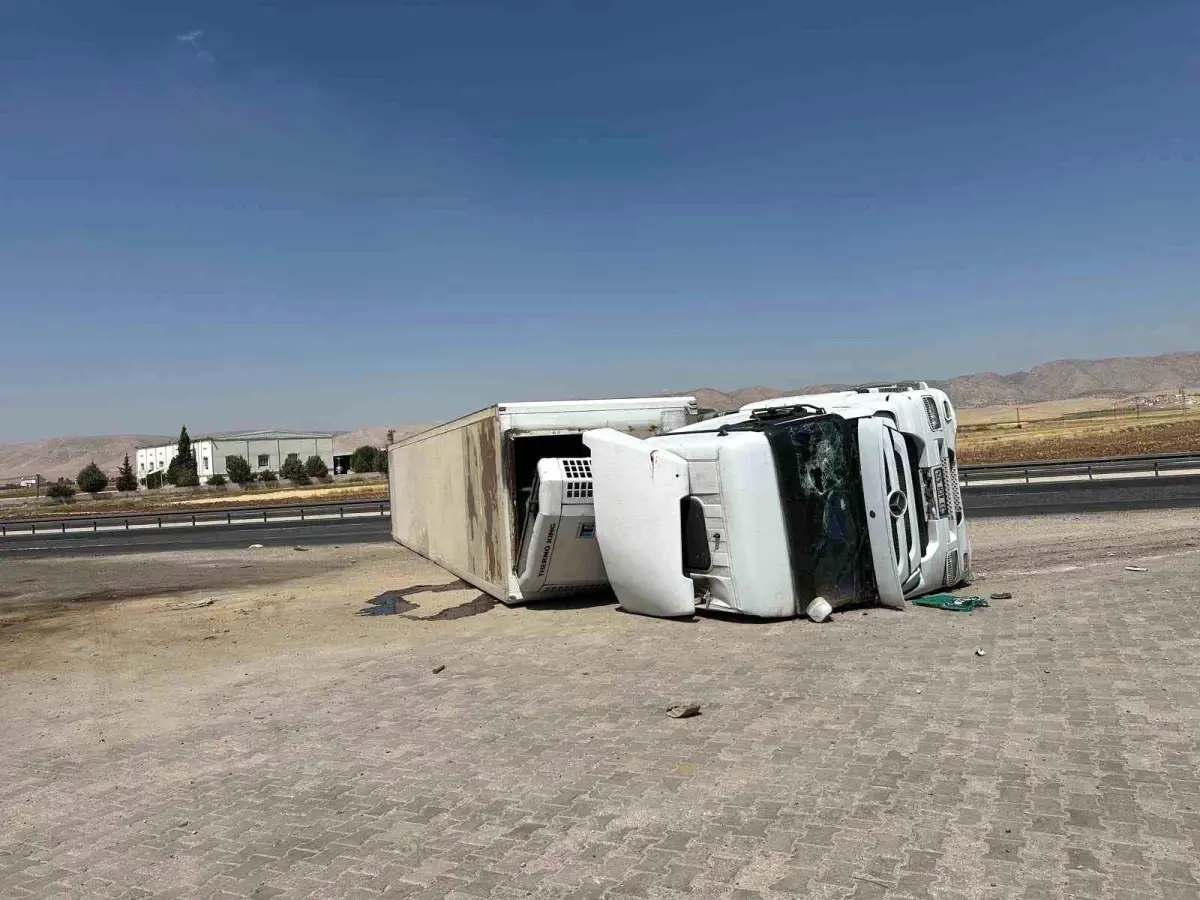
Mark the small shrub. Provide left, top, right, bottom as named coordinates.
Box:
left=46, top=481, right=76, bottom=502
left=76, top=462, right=109, bottom=494
left=207, top=474, right=228, bottom=487
left=279, top=456, right=307, bottom=483
left=304, top=455, right=329, bottom=479
left=225, top=455, right=253, bottom=485
left=258, top=469, right=277, bottom=483
left=165, top=454, right=198, bottom=486
left=350, top=445, right=381, bottom=473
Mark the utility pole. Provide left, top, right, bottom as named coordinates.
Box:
left=1015, top=406, right=1021, bottom=429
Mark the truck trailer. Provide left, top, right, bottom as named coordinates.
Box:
left=386, top=397, right=701, bottom=604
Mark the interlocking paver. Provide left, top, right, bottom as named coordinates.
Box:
left=4, top=541, right=1200, bottom=900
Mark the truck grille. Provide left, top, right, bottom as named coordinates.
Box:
left=942, top=459, right=957, bottom=519
left=950, top=461, right=964, bottom=523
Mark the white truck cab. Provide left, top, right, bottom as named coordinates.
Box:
left=740, top=383, right=970, bottom=594
left=583, top=404, right=924, bottom=618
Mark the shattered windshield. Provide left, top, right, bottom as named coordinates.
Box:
left=759, top=415, right=872, bottom=611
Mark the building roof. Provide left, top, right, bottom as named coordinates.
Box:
left=136, top=430, right=335, bottom=449
left=207, top=430, right=336, bottom=440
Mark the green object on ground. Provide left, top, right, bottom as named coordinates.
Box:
left=911, top=594, right=990, bottom=612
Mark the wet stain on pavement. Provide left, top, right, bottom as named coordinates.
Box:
left=359, top=583, right=496, bottom=620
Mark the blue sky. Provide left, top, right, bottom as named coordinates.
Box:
left=1, top=0, right=1197, bottom=440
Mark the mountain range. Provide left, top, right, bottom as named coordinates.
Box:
left=685, top=351, right=1200, bottom=412
left=2, top=352, right=1196, bottom=480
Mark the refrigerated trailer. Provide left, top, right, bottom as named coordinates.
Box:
left=387, top=397, right=700, bottom=604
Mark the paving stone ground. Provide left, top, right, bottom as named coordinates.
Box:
left=3, top=527, right=1199, bottom=900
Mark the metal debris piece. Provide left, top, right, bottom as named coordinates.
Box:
left=913, top=594, right=989, bottom=612
left=989, top=592, right=1014, bottom=600
left=1124, top=566, right=1148, bottom=572
left=170, top=598, right=216, bottom=611
left=294, top=546, right=309, bottom=552
left=432, top=664, right=446, bottom=674
left=974, top=647, right=987, bottom=657
left=666, top=703, right=702, bottom=719
left=248, top=543, right=265, bottom=549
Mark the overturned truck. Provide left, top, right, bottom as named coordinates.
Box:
left=388, top=389, right=970, bottom=618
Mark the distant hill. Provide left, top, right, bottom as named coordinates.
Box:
left=0, top=435, right=169, bottom=482
left=686, top=351, right=1200, bottom=412
left=929, top=352, right=1200, bottom=407
left=3, top=352, right=1196, bottom=479
left=334, top=425, right=431, bottom=454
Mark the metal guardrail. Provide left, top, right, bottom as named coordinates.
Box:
left=0, top=499, right=390, bottom=537
left=959, top=452, right=1200, bottom=486
left=4, top=452, right=1198, bottom=535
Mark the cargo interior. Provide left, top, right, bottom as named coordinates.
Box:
left=510, top=434, right=590, bottom=544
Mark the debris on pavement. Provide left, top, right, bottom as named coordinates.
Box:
left=989, top=591, right=1014, bottom=600
left=294, top=546, right=309, bottom=552
left=248, top=544, right=264, bottom=549
left=805, top=597, right=832, bottom=623
left=431, top=664, right=446, bottom=674
left=169, top=598, right=217, bottom=611
left=1125, top=566, right=1148, bottom=572
left=666, top=703, right=702, bottom=719
left=975, top=647, right=987, bottom=657
left=912, top=594, right=990, bottom=612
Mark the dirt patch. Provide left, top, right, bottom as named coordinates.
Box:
left=3, top=510, right=1198, bottom=682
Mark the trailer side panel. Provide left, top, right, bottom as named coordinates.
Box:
left=389, top=409, right=508, bottom=598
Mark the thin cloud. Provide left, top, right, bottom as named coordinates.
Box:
left=176, top=30, right=213, bottom=62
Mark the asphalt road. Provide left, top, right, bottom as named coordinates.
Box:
left=0, top=517, right=392, bottom=557
left=2, top=476, right=1197, bottom=557
left=964, top=474, right=1200, bottom=517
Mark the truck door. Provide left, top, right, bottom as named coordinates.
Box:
left=582, top=428, right=697, bottom=618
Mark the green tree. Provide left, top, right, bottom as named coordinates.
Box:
left=304, top=455, right=329, bottom=479
left=378, top=450, right=388, bottom=475
left=258, top=469, right=277, bottom=482
left=349, top=445, right=381, bottom=473
left=176, top=426, right=193, bottom=467
left=115, top=455, right=138, bottom=492
left=167, top=426, right=198, bottom=486
left=46, top=480, right=76, bottom=502
left=77, top=461, right=109, bottom=494
left=280, top=456, right=308, bottom=484
left=207, top=474, right=227, bottom=486
left=225, top=455, right=253, bottom=485
left=175, top=467, right=200, bottom=488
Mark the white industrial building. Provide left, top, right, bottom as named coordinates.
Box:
left=136, top=431, right=335, bottom=484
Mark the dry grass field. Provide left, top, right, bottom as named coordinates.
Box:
left=959, top=404, right=1200, bottom=464
left=0, top=479, right=389, bottom=522
left=955, top=397, right=1120, bottom=426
